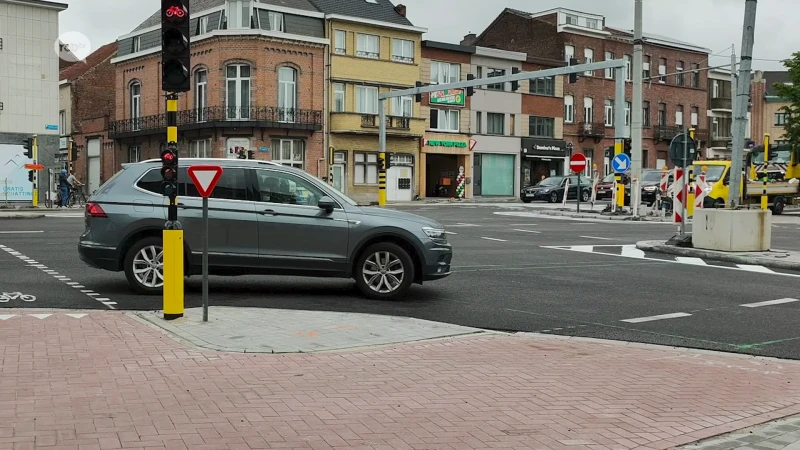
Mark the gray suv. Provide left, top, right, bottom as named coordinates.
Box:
left=78, top=158, right=452, bottom=300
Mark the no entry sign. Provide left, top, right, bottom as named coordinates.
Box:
left=570, top=153, right=587, bottom=173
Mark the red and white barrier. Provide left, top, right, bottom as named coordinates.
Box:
left=660, top=169, right=670, bottom=195
left=672, top=168, right=684, bottom=223
left=694, top=171, right=707, bottom=209
left=562, top=178, right=570, bottom=208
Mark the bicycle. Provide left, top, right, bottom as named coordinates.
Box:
left=0, top=292, right=36, bottom=302
left=70, top=186, right=87, bottom=208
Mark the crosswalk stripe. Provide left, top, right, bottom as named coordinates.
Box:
left=675, top=257, right=707, bottom=265
left=741, top=298, right=799, bottom=308
left=621, top=246, right=646, bottom=258
left=621, top=312, right=692, bottom=323
left=736, top=264, right=775, bottom=273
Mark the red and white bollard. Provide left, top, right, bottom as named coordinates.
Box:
left=672, top=168, right=684, bottom=224
left=694, top=170, right=707, bottom=210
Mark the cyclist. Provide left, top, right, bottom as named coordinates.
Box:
left=67, top=170, right=84, bottom=206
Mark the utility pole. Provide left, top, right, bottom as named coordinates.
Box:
left=728, top=0, right=758, bottom=208
left=631, top=0, right=644, bottom=216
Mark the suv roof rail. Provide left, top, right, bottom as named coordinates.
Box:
left=137, top=158, right=281, bottom=166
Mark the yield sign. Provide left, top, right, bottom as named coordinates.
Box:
left=187, top=165, right=224, bottom=198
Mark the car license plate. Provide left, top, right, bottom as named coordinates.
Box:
left=526, top=193, right=536, bottom=197
left=598, top=189, right=607, bottom=194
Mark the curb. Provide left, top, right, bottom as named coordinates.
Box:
left=636, top=240, right=800, bottom=271
left=536, top=210, right=672, bottom=222
left=0, top=214, right=45, bottom=219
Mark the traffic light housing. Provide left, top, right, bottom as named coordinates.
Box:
left=247, top=150, right=255, bottom=160
left=70, top=144, right=79, bottom=162
left=415, top=81, right=423, bottom=103
left=160, top=143, right=179, bottom=197
left=510, top=67, right=520, bottom=91
left=568, top=58, right=579, bottom=84
left=23, top=138, right=33, bottom=159
left=623, top=139, right=632, bottom=157
left=466, top=73, right=475, bottom=97
left=161, top=0, right=191, bottom=92
left=27, top=170, right=33, bottom=182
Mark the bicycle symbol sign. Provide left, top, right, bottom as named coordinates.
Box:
left=0, top=292, right=36, bottom=302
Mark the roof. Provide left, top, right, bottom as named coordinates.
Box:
left=760, top=71, right=790, bottom=96
left=132, top=0, right=318, bottom=32
left=422, top=40, right=475, bottom=54
left=5, top=0, right=67, bottom=10
left=307, top=0, right=413, bottom=27
left=59, top=42, right=119, bottom=82
left=605, top=27, right=710, bottom=54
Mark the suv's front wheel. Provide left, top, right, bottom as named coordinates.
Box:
left=355, top=242, right=414, bottom=300
left=124, top=236, right=164, bottom=295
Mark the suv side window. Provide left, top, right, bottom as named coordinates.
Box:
left=253, top=169, right=330, bottom=207
left=136, top=168, right=163, bottom=194
left=178, top=167, right=249, bottom=201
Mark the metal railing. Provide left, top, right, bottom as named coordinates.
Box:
left=654, top=125, right=682, bottom=143
left=360, top=114, right=411, bottom=130
left=577, top=122, right=605, bottom=141
left=111, top=106, right=323, bottom=136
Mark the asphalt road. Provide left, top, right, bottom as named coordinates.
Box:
left=3, top=206, right=800, bottom=360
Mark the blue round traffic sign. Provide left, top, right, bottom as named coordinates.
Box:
left=611, top=153, right=631, bottom=174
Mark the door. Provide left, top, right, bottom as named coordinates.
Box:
left=386, top=166, right=413, bottom=202
left=478, top=153, right=514, bottom=196
left=252, top=168, right=350, bottom=275
left=226, top=64, right=251, bottom=120
left=277, top=67, right=296, bottom=122
left=176, top=166, right=260, bottom=268
left=86, top=138, right=101, bottom=194
left=474, top=154, right=482, bottom=196
left=332, top=163, right=345, bottom=193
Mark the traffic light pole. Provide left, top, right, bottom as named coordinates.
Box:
left=163, top=92, right=184, bottom=320
left=32, top=135, right=38, bottom=207
left=615, top=67, right=627, bottom=211
left=378, top=99, right=387, bottom=206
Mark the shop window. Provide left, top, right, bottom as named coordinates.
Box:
left=354, top=152, right=378, bottom=184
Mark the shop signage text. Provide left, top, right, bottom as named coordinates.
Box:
left=426, top=139, right=467, bottom=148
left=430, top=89, right=465, bottom=107
left=533, top=145, right=563, bottom=152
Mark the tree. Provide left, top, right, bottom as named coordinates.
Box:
left=773, top=52, right=800, bottom=148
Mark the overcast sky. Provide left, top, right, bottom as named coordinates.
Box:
left=59, top=0, right=794, bottom=71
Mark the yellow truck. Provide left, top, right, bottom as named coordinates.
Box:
left=743, top=143, right=800, bottom=214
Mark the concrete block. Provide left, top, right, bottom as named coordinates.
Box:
left=693, top=209, right=772, bottom=252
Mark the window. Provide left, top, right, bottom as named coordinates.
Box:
left=187, top=167, right=248, bottom=200
left=334, top=30, right=346, bottom=55
left=487, top=68, right=505, bottom=90
left=391, top=39, right=414, bottom=63
left=676, top=61, right=684, bottom=86
left=356, top=33, right=379, bottom=59
left=487, top=113, right=504, bottom=134
left=510, top=114, right=516, bottom=136
left=604, top=99, right=614, bottom=127
left=355, top=85, right=378, bottom=114
left=267, top=12, right=283, bottom=31
left=198, top=16, right=209, bottom=35
left=566, top=15, right=578, bottom=25
left=128, top=146, right=140, bottom=163
left=564, top=45, right=575, bottom=63
left=584, top=48, right=594, bottom=76
left=277, top=67, right=297, bottom=122
left=776, top=112, right=789, bottom=126
left=643, top=101, right=650, bottom=127
left=624, top=55, right=633, bottom=81
left=226, top=64, right=251, bottom=120
left=333, top=83, right=345, bottom=112
left=625, top=101, right=631, bottom=126
left=658, top=58, right=666, bottom=83
left=583, top=97, right=593, bottom=122
left=130, top=82, right=141, bottom=130
left=586, top=19, right=598, bottom=29
left=564, top=95, right=575, bottom=123
left=195, top=69, right=208, bottom=122
left=604, top=51, right=614, bottom=79
left=529, top=117, right=554, bottom=137
left=430, top=61, right=460, bottom=84
left=658, top=103, right=666, bottom=126
left=136, top=168, right=163, bottom=194
left=691, top=63, right=700, bottom=88
left=226, top=0, right=252, bottom=29
left=691, top=106, right=699, bottom=126
left=475, top=111, right=482, bottom=134
left=188, top=139, right=211, bottom=158
left=675, top=104, right=684, bottom=126
left=712, top=80, right=720, bottom=98
left=132, top=36, right=141, bottom=53
left=254, top=170, right=327, bottom=207
left=430, top=109, right=459, bottom=131
left=643, top=55, right=651, bottom=79
left=354, top=152, right=378, bottom=184
left=59, top=110, right=66, bottom=135
left=391, top=90, right=413, bottom=117
left=272, top=139, right=305, bottom=168
left=530, top=77, right=554, bottom=96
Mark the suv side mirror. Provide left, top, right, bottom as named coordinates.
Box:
left=318, top=196, right=336, bottom=213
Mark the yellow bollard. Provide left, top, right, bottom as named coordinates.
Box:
left=614, top=141, right=624, bottom=209
left=378, top=152, right=387, bottom=206
left=162, top=230, right=184, bottom=319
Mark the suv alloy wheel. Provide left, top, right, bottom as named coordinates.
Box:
left=354, top=242, right=414, bottom=300
left=124, top=236, right=165, bottom=294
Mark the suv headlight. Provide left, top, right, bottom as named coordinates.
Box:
left=423, top=227, right=447, bottom=242
left=643, top=186, right=657, bottom=191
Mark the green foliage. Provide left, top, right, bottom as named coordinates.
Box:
left=773, top=52, right=800, bottom=148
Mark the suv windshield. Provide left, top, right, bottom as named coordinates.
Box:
left=642, top=171, right=663, bottom=182
left=538, top=176, right=563, bottom=186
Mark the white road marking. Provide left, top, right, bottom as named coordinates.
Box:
left=741, top=298, right=800, bottom=308
left=44, top=214, right=83, bottom=218
left=621, top=246, right=646, bottom=258
left=621, top=312, right=692, bottom=323
left=0, top=315, right=16, bottom=320
left=506, top=223, right=538, bottom=226
left=579, top=236, right=613, bottom=240
left=513, top=229, right=541, bottom=234
left=736, top=264, right=775, bottom=274
left=29, top=314, right=52, bottom=320
left=0, top=231, right=44, bottom=234
left=481, top=237, right=507, bottom=242
left=448, top=223, right=481, bottom=227
left=444, top=231, right=458, bottom=235
left=66, top=313, right=87, bottom=319
left=675, top=257, right=707, bottom=265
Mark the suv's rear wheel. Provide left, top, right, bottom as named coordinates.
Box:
left=124, top=237, right=164, bottom=295
left=355, top=243, right=414, bottom=300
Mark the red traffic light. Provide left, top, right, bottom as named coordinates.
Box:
left=163, top=3, right=188, bottom=23
left=161, top=149, right=177, bottom=162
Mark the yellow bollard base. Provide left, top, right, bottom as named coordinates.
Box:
left=162, top=229, right=185, bottom=320
left=378, top=190, right=387, bottom=207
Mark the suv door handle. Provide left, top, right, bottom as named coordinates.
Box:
left=260, top=209, right=278, bottom=216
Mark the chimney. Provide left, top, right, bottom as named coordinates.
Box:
left=460, top=33, right=477, bottom=46
left=394, top=4, right=406, bottom=17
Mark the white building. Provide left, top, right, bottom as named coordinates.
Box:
left=469, top=46, right=526, bottom=197
left=0, top=0, right=68, bottom=202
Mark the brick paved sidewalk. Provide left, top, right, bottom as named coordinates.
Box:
left=4, top=311, right=800, bottom=449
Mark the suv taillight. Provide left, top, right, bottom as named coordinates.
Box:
left=85, top=202, right=107, bottom=218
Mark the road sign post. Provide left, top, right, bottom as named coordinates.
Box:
left=612, top=153, right=631, bottom=213
left=570, top=154, right=587, bottom=213
left=668, top=131, right=696, bottom=235
left=187, top=165, right=223, bottom=322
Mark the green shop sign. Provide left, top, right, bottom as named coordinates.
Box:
left=430, top=88, right=465, bottom=106
left=426, top=139, right=467, bottom=148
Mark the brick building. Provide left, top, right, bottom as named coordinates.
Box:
left=471, top=7, right=711, bottom=174
left=59, top=42, right=118, bottom=194
left=751, top=70, right=789, bottom=147
left=109, top=0, right=327, bottom=177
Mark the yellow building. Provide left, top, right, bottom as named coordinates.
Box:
left=751, top=70, right=790, bottom=146
left=311, top=0, right=427, bottom=203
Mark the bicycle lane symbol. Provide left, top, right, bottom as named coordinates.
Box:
left=0, top=292, right=36, bottom=303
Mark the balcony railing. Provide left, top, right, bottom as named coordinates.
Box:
left=654, top=125, right=682, bottom=143
left=709, top=97, right=732, bottom=111
left=360, top=114, right=411, bottom=130
left=110, top=106, right=323, bottom=138
left=577, top=122, right=605, bottom=143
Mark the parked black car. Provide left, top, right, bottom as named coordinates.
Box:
left=521, top=175, right=593, bottom=203
left=623, top=169, right=665, bottom=206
